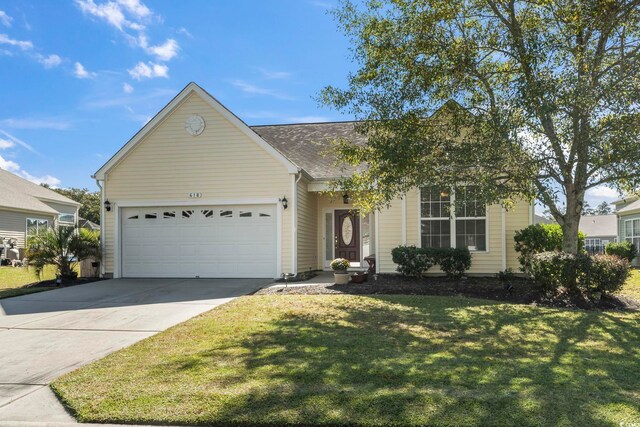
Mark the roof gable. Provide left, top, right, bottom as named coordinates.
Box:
left=93, top=82, right=299, bottom=180
left=0, top=168, right=79, bottom=214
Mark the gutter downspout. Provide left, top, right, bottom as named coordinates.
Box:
left=291, top=170, right=302, bottom=275
left=95, top=177, right=105, bottom=278
left=501, top=206, right=507, bottom=271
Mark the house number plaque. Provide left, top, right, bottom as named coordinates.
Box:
left=189, top=192, right=202, bottom=198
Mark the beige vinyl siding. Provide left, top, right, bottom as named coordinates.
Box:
left=377, top=198, right=403, bottom=273
left=0, top=209, right=54, bottom=248
left=103, top=92, right=292, bottom=275
left=506, top=200, right=532, bottom=270
left=297, top=177, right=317, bottom=273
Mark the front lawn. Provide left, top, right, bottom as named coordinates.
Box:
left=621, top=269, right=640, bottom=301
left=0, top=265, right=57, bottom=299
left=53, top=295, right=639, bottom=426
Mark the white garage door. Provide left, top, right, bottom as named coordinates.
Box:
left=121, top=205, right=277, bottom=278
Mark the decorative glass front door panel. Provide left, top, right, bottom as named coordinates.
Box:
left=335, top=209, right=360, bottom=262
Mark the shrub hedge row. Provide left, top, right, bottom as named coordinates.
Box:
left=391, top=245, right=472, bottom=278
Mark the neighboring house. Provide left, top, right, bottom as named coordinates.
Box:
left=0, top=168, right=80, bottom=256
left=78, top=217, right=100, bottom=231
left=613, top=195, right=640, bottom=265
left=93, top=82, right=533, bottom=279
left=534, top=214, right=556, bottom=225
left=579, top=214, right=617, bottom=254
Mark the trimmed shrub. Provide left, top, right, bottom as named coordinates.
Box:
left=391, top=246, right=472, bottom=278
left=604, top=241, right=637, bottom=263
left=391, top=246, right=436, bottom=278
left=530, top=251, right=582, bottom=291
left=584, top=254, right=630, bottom=294
left=530, top=251, right=630, bottom=295
left=437, top=248, right=472, bottom=278
left=514, top=224, right=585, bottom=273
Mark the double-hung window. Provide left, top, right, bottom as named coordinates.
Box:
left=624, top=219, right=640, bottom=250
left=421, top=186, right=487, bottom=251
left=420, top=187, right=452, bottom=248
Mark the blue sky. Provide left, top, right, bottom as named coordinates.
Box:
left=0, top=0, right=618, bottom=209
left=0, top=0, right=352, bottom=190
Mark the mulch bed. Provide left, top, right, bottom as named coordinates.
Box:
left=25, top=277, right=103, bottom=288
left=256, top=274, right=639, bottom=311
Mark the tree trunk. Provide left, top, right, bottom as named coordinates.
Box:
left=561, top=214, right=580, bottom=253
left=562, top=189, right=582, bottom=254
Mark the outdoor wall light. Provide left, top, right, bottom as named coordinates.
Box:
left=343, top=193, right=350, bottom=204
left=104, top=200, right=112, bottom=212
left=280, top=196, right=288, bottom=209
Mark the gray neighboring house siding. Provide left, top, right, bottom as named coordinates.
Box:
left=613, top=196, right=640, bottom=266
left=0, top=168, right=80, bottom=251
left=579, top=214, right=617, bottom=254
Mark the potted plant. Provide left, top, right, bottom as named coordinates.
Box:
left=330, top=258, right=351, bottom=284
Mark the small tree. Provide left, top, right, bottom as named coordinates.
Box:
left=26, top=227, right=100, bottom=283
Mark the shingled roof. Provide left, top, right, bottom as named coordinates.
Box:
left=0, top=168, right=79, bottom=214
left=251, top=121, right=368, bottom=179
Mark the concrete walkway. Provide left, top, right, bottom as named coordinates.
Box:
left=0, top=278, right=269, bottom=424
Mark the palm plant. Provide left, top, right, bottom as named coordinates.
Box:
left=26, top=226, right=101, bottom=283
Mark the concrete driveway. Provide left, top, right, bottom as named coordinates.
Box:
left=0, top=278, right=269, bottom=424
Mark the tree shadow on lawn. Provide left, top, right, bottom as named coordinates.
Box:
left=163, top=296, right=640, bottom=427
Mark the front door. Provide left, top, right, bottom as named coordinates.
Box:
left=335, top=209, right=360, bottom=262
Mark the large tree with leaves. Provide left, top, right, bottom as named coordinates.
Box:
left=321, top=0, right=640, bottom=253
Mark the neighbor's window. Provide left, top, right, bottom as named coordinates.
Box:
left=27, top=218, right=49, bottom=234
left=420, top=186, right=487, bottom=251
left=625, top=219, right=640, bottom=251
left=585, top=238, right=603, bottom=254
left=58, top=213, right=75, bottom=228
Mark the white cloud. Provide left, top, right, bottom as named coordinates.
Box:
left=0, top=33, right=32, bottom=50
left=75, top=0, right=180, bottom=64
left=177, top=27, right=192, bottom=38
left=0, top=154, right=20, bottom=172
left=0, top=130, right=37, bottom=154
left=0, top=138, right=14, bottom=149
left=19, top=170, right=61, bottom=187
left=146, top=38, right=178, bottom=61
left=258, top=68, right=292, bottom=80
left=38, top=53, right=62, bottom=69
left=75, top=0, right=130, bottom=31
left=230, top=79, right=294, bottom=100
left=122, top=82, right=134, bottom=93
left=0, top=154, right=60, bottom=186
left=74, top=62, right=95, bottom=79
left=0, top=10, right=12, bottom=27
left=115, top=0, right=151, bottom=19
left=586, top=186, right=619, bottom=200
left=0, top=118, right=72, bottom=130
left=127, top=61, right=168, bottom=80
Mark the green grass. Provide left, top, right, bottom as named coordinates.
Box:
left=0, top=265, right=57, bottom=299
left=620, top=269, right=640, bottom=301
left=52, top=295, right=640, bottom=427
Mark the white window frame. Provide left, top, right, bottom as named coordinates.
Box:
left=624, top=219, right=640, bottom=251
left=26, top=218, right=49, bottom=235
left=419, top=186, right=489, bottom=253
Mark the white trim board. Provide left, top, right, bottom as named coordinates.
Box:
left=93, top=82, right=300, bottom=180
